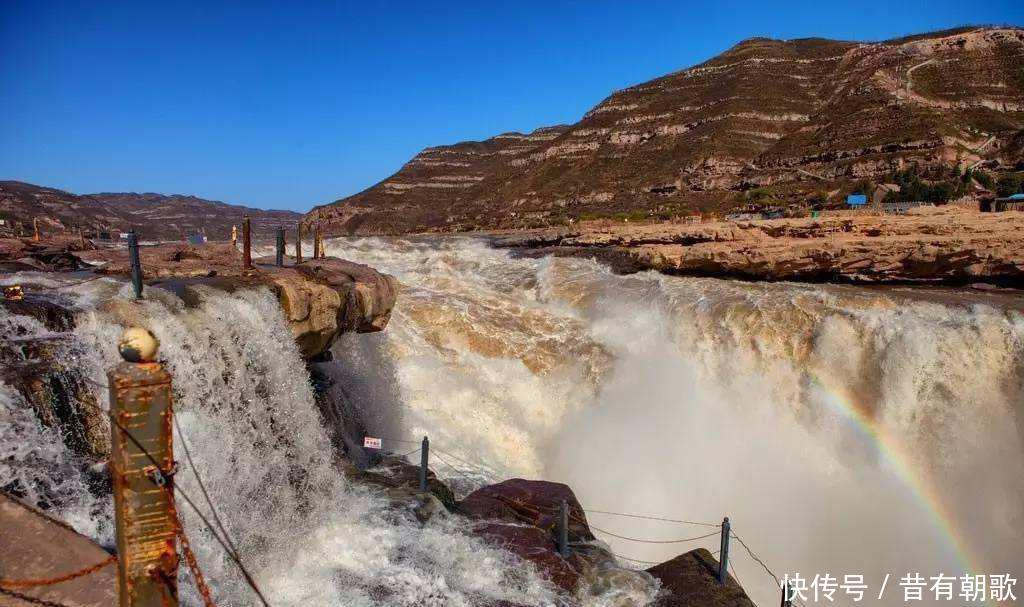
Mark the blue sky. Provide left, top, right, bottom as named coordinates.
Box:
left=2, top=1, right=1022, bottom=211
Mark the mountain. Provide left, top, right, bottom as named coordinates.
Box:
left=307, top=26, right=1024, bottom=235
left=0, top=181, right=300, bottom=241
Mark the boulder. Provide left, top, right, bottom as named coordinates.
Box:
left=77, top=243, right=398, bottom=358
left=458, top=479, right=596, bottom=591
left=645, top=548, right=755, bottom=607
left=294, top=258, right=398, bottom=333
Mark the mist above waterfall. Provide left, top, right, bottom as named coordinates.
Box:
left=324, top=236, right=1024, bottom=606
left=2, top=238, right=1021, bottom=606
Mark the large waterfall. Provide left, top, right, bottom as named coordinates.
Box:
left=322, top=236, right=1024, bottom=606
left=2, top=236, right=1022, bottom=606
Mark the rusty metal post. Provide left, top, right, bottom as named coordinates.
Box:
left=295, top=224, right=303, bottom=264
left=312, top=224, right=321, bottom=259
left=242, top=215, right=252, bottom=269
left=109, top=330, right=178, bottom=606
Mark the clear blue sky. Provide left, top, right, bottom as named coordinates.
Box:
left=2, top=1, right=1022, bottom=212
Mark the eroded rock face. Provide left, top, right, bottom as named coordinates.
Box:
left=75, top=243, right=398, bottom=358
left=497, top=208, right=1024, bottom=285
left=458, top=479, right=598, bottom=591
left=646, top=549, right=755, bottom=607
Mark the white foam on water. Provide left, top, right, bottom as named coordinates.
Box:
left=323, top=236, right=1024, bottom=607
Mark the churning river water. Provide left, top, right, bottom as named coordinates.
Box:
left=2, top=236, right=1022, bottom=606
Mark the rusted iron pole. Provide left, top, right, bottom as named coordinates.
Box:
left=295, top=224, right=303, bottom=264
left=109, top=328, right=178, bottom=606
left=312, top=224, right=321, bottom=259
left=242, top=215, right=252, bottom=269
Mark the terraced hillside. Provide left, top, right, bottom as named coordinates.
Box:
left=308, top=26, right=1024, bottom=235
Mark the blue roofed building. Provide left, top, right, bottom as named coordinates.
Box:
left=846, top=194, right=868, bottom=207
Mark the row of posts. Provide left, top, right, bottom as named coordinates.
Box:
left=118, top=218, right=325, bottom=303
left=236, top=216, right=325, bottom=270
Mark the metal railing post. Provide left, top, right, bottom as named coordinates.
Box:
left=109, top=328, right=178, bottom=606
left=128, top=230, right=143, bottom=300
left=242, top=216, right=252, bottom=269
left=419, top=436, right=429, bottom=492
left=275, top=227, right=285, bottom=267
left=718, top=516, right=731, bottom=585
left=781, top=579, right=793, bottom=607
left=558, top=500, right=570, bottom=558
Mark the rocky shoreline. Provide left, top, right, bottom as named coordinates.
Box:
left=492, top=206, right=1024, bottom=287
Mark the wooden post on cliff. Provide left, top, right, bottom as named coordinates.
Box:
left=242, top=215, right=252, bottom=269
left=109, top=328, right=178, bottom=606
left=295, top=223, right=303, bottom=264
left=717, top=516, right=731, bottom=585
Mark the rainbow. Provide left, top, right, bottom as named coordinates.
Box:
left=805, top=371, right=987, bottom=589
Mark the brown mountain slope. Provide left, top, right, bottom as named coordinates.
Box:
left=308, top=26, right=1024, bottom=235
left=0, top=181, right=299, bottom=241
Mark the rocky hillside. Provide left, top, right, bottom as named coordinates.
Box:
left=0, top=181, right=300, bottom=241
left=308, top=26, right=1024, bottom=235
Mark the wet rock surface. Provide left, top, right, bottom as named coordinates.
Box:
left=646, top=549, right=755, bottom=607
left=496, top=207, right=1024, bottom=286
left=1, top=239, right=398, bottom=359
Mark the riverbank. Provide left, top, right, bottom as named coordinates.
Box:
left=491, top=206, right=1024, bottom=287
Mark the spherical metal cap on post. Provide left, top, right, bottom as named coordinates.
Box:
left=118, top=327, right=159, bottom=363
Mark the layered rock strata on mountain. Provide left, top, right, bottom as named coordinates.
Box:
left=309, top=27, right=1024, bottom=234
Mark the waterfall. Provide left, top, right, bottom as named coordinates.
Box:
left=3, top=237, right=1022, bottom=606
left=1, top=275, right=570, bottom=606
left=323, top=236, right=1024, bottom=607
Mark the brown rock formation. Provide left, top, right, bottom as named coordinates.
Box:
left=75, top=243, right=397, bottom=358
left=458, top=479, right=597, bottom=591
left=496, top=206, right=1024, bottom=285
left=647, top=549, right=754, bottom=607
left=308, top=26, right=1024, bottom=235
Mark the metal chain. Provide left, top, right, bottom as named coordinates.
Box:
left=0, top=554, right=116, bottom=589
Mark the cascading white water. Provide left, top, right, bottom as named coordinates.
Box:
left=323, top=236, right=1024, bottom=607
left=0, top=274, right=587, bottom=607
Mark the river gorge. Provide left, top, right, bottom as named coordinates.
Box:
left=2, top=236, right=1022, bottom=606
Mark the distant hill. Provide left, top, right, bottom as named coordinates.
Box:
left=0, top=181, right=300, bottom=241
left=307, top=26, right=1024, bottom=235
